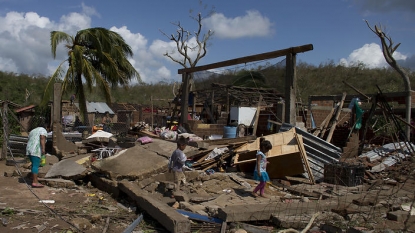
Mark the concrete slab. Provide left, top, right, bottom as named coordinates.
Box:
left=45, top=159, right=87, bottom=179
left=118, top=180, right=191, bottom=233
left=91, top=139, right=199, bottom=180
left=218, top=202, right=327, bottom=222
left=39, top=178, right=77, bottom=189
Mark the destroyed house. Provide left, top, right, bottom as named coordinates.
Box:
left=186, top=83, right=285, bottom=137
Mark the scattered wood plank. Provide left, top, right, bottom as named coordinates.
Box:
left=294, top=134, right=315, bottom=184
left=326, top=92, right=347, bottom=143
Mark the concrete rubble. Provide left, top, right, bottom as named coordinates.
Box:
left=6, top=127, right=415, bottom=233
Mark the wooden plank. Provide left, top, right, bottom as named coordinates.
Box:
left=295, top=134, right=315, bottom=184
left=326, top=92, right=347, bottom=142
left=313, top=107, right=335, bottom=137
left=178, top=44, right=313, bottom=74
left=252, top=95, right=262, bottom=136
left=200, top=135, right=257, bottom=146
left=235, top=152, right=304, bottom=179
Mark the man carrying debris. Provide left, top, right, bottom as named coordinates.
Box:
left=168, top=137, right=187, bottom=191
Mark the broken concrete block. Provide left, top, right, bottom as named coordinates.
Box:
left=200, top=175, right=211, bottom=182
left=71, top=217, right=92, bottom=231
left=183, top=170, right=200, bottom=182
left=173, top=190, right=189, bottom=202
left=320, top=223, right=343, bottom=233
left=118, top=180, right=191, bottom=233
left=144, top=182, right=159, bottom=193
left=387, top=210, right=415, bottom=222
left=185, top=204, right=206, bottom=213
left=179, top=202, right=192, bottom=210
left=3, top=171, right=14, bottom=177
left=40, top=178, right=77, bottom=189
left=45, top=159, right=87, bottom=179
left=210, top=173, right=227, bottom=181
left=157, top=181, right=175, bottom=192
left=138, top=177, right=155, bottom=189
left=206, top=205, right=220, bottom=216
left=271, top=214, right=309, bottom=229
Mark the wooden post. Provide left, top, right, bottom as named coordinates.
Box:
left=1, top=101, right=8, bottom=159
left=52, top=83, right=62, bottom=150
left=326, top=92, right=347, bottom=143
left=226, top=87, right=230, bottom=113
left=285, top=53, right=297, bottom=125
left=151, top=95, right=153, bottom=130
left=252, top=95, right=263, bottom=136
left=313, top=107, right=335, bottom=137
left=180, top=73, right=189, bottom=125
left=211, top=90, right=215, bottom=123
left=192, top=92, right=196, bottom=118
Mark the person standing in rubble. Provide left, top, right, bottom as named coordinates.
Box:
left=26, top=123, right=49, bottom=188
left=168, top=137, right=187, bottom=191
left=252, top=139, right=272, bottom=198
left=102, top=111, right=112, bottom=133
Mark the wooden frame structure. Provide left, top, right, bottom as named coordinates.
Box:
left=178, top=44, right=314, bottom=125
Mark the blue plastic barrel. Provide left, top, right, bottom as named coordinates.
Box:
left=223, top=126, right=237, bottom=138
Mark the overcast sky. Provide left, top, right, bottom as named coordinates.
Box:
left=0, top=0, right=414, bottom=84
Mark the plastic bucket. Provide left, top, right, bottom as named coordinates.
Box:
left=223, top=126, right=237, bottom=138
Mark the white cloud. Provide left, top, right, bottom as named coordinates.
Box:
left=110, top=26, right=175, bottom=83
left=57, top=12, right=91, bottom=33
left=339, top=43, right=407, bottom=68
left=203, top=10, right=274, bottom=39
left=0, top=5, right=188, bottom=84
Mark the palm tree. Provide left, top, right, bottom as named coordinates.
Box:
left=44, top=27, right=140, bottom=124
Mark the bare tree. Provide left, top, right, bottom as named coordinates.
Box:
left=161, top=12, right=213, bottom=69
left=365, top=20, right=412, bottom=140
left=160, top=3, right=214, bottom=124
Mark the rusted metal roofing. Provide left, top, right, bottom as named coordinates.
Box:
left=109, top=103, right=141, bottom=112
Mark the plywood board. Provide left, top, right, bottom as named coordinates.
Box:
left=235, top=152, right=304, bottom=179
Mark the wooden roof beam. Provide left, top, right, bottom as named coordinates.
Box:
left=178, top=44, right=313, bottom=74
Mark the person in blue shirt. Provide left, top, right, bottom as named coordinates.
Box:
left=252, top=139, right=272, bottom=198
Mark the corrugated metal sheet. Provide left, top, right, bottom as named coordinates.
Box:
left=75, top=102, right=114, bottom=114
left=360, top=142, right=414, bottom=172
left=279, top=123, right=342, bottom=181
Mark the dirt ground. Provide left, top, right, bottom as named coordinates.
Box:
left=0, top=158, right=142, bottom=233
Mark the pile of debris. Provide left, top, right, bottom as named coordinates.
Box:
left=5, top=123, right=415, bottom=232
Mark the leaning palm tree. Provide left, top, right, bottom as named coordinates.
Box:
left=43, top=27, right=140, bottom=124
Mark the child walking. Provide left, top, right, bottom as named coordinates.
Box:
left=168, top=137, right=188, bottom=191
left=252, top=139, right=272, bottom=198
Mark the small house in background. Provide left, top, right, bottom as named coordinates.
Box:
left=109, top=102, right=141, bottom=129
left=61, top=100, right=80, bottom=132
left=76, top=101, right=115, bottom=127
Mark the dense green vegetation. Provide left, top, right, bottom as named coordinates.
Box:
left=1, top=61, right=414, bottom=109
